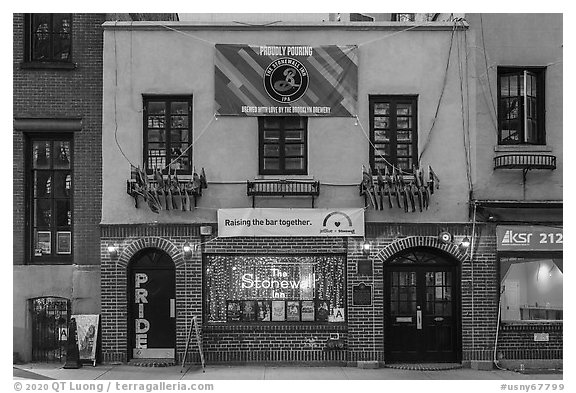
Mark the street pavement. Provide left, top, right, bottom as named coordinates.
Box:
left=13, top=363, right=563, bottom=381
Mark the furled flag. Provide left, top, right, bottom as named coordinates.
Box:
left=428, top=165, right=440, bottom=194
left=154, top=168, right=166, bottom=210
left=200, top=168, right=208, bottom=189
left=361, top=165, right=376, bottom=209
left=192, top=167, right=202, bottom=193
left=392, top=166, right=402, bottom=209
left=171, top=168, right=182, bottom=210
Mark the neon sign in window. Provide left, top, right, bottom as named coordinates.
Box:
left=205, top=255, right=345, bottom=323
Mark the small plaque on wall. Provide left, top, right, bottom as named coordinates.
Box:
left=534, top=333, right=549, bottom=342
left=357, top=259, right=373, bottom=276
left=352, top=283, right=372, bottom=306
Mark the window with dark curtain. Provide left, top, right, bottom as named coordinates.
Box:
left=28, top=136, right=73, bottom=263
left=25, top=14, right=72, bottom=62
left=369, top=96, right=418, bottom=173
left=143, top=97, right=192, bottom=174
left=259, top=116, right=307, bottom=175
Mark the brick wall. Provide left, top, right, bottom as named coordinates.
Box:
left=496, top=323, right=562, bottom=360
left=100, top=222, right=561, bottom=364
left=13, top=13, right=104, bottom=266
left=100, top=224, right=202, bottom=363
left=100, top=225, right=348, bottom=363
left=364, top=222, right=499, bottom=363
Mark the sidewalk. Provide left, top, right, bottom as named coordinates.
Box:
left=13, top=363, right=563, bottom=381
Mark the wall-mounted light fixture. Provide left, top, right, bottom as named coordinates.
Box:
left=183, top=243, right=193, bottom=258
left=459, top=236, right=471, bottom=250
left=107, top=244, right=119, bottom=258
left=438, top=231, right=453, bottom=244
left=362, top=240, right=371, bottom=256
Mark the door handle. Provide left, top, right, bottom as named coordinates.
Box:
left=416, top=309, right=422, bottom=330
left=170, top=299, right=175, bottom=318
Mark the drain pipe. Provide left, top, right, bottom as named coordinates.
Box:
left=493, top=286, right=507, bottom=371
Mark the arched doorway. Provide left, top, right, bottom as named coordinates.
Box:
left=128, top=248, right=176, bottom=360
left=384, top=247, right=461, bottom=363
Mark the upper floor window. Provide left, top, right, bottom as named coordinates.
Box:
left=259, top=117, right=308, bottom=175
left=392, top=13, right=415, bottom=22
left=143, top=97, right=192, bottom=175
left=28, top=136, right=73, bottom=263
left=498, top=67, right=545, bottom=145
left=25, top=14, right=72, bottom=63
left=369, top=96, right=418, bottom=173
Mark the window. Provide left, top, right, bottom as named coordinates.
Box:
left=204, top=255, right=346, bottom=323
left=28, top=136, right=73, bottom=263
left=143, top=97, right=192, bottom=175
left=392, top=13, right=415, bottom=22
left=259, top=117, right=307, bottom=175
left=350, top=13, right=375, bottom=22
left=24, top=14, right=72, bottom=63
left=369, top=96, right=418, bottom=173
left=498, top=67, right=545, bottom=145
left=500, top=257, right=563, bottom=322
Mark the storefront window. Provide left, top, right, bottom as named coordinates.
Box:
left=500, top=257, right=563, bottom=322
left=205, top=255, right=345, bottom=323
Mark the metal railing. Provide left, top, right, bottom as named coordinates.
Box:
left=494, top=154, right=557, bottom=170
left=246, top=180, right=320, bottom=208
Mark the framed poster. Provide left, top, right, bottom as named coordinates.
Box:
left=301, top=300, right=315, bottom=321
left=316, top=300, right=330, bottom=322
left=37, top=231, right=51, bottom=255
left=329, top=307, right=345, bottom=322
left=241, top=300, right=256, bottom=322
left=57, top=231, right=72, bottom=254
left=271, top=300, right=286, bottom=321
left=256, top=301, right=271, bottom=322
left=73, top=314, right=100, bottom=366
left=226, top=300, right=241, bottom=322
left=286, top=301, right=300, bottom=321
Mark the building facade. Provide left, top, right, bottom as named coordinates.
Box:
left=15, top=13, right=561, bottom=368
left=97, top=15, right=564, bottom=369
left=13, top=12, right=178, bottom=363
left=467, top=13, right=563, bottom=368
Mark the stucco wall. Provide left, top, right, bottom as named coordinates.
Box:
left=102, top=23, right=472, bottom=225
left=13, top=265, right=101, bottom=362
left=467, top=13, right=563, bottom=201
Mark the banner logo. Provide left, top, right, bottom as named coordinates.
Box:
left=264, top=58, right=309, bottom=103
left=501, top=230, right=532, bottom=245
left=322, top=211, right=353, bottom=228
left=496, top=225, right=562, bottom=252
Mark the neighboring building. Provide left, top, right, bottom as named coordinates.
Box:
left=467, top=13, right=563, bottom=369
left=99, top=17, right=506, bottom=368
left=13, top=12, right=178, bottom=363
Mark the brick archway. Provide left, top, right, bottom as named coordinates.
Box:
left=377, top=236, right=467, bottom=264
left=117, top=237, right=184, bottom=269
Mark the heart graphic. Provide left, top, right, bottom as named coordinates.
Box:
left=335, top=222, right=341, bottom=227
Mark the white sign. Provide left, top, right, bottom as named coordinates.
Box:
left=73, top=314, right=100, bottom=365
left=217, top=208, right=365, bottom=237
left=534, top=333, right=550, bottom=342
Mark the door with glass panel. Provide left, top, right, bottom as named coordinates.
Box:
left=385, top=249, right=460, bottom=362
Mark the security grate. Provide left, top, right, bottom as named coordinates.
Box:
left=31, top=297, right=70, bottom=362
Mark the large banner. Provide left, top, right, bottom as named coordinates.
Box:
left=215, top=44, right=358, bottom=117
left=496, top=225, right=563, bottom=252
left=218, top=208, right=364, bottom=237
